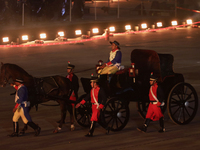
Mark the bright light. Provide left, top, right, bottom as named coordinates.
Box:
left=156, top=22, right=162, bottom=27
left=40, top=33, right=46, bottom=39
left=186, top=19, right=193, bottom=25
left=22, top=35, right=28, bottom=41
left=171, top=21, right=178, bottom=26
left=2, top=37, right=9, bottom=43
left=92, top=28, right=99, bottom=34
left=125, top=25, right=131, bottom=30
left=75, top=30, right=82, bottom=35
left=58, top=31, right=64, bottom=37
left=109, top=26, right=115, bottom=32
left=141, top=23, right=147, bottom=29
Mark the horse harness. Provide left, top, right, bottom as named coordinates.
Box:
left=32, top=76, right=72, bottom=103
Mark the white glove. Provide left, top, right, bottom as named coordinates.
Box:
left=160, top=102, right=165, bottom=107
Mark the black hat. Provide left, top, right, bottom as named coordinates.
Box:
left=90, top=74, right=98, bottom=82
left=67, top=61, right=75, bottom=69
left=110, top=40, right=120, bottom=48
left=14, top=78, right=24, bottom=83
left=150, top=72, right=158, bottom=81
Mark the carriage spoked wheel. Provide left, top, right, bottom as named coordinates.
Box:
left=137, top=101, right=149, bottom=119
left=101, top=97, right=130, bottom=131
left=74, top=94, right=92, bottom=127
left=167, top=82, right=198, bottom=125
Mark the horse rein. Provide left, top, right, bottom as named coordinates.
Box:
left=2, top=68, right=9, bottom=86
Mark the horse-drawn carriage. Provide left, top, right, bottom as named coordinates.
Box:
left=75, top=49, right=198, bottom=132
left=0, top=49, right=198, bottom=133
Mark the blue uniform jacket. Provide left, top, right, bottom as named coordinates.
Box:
left=16, top=85, right=32, bottom=122
left=106, top=50, right=122, bottom=65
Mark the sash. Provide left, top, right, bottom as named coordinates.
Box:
left=92, top=88, right=99, bottom=109
left=150, top=86, right=158, bottom=102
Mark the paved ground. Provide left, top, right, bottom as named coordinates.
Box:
left=0, top=27, right=200, bottom=150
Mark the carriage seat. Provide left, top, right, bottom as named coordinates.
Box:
left=115, top=67, right=128, bottom=75
left=158, top=53, right=175, bottom=81
left=119, top=65, right=125, bottom=70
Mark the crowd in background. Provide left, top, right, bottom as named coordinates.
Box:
left=0, top=0, right=85, bottom=25
left=0, top=0, right=199, bottom=27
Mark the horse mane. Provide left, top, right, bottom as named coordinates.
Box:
left=4, top=63, right=32, bottom=78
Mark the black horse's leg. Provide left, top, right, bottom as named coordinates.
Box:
left=53, top=100, right=66, bottom=133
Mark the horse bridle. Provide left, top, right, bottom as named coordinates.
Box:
left=2, top=69, right=9, bottom=86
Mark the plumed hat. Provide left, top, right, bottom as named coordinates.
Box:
left=150, top=72, right=158, bottom=81
left=90, top=74, right=98, bottom=82
left=67, top=61, right=75, bottom=69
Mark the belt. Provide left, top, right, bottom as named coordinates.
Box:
left=150, top=101, right=158, bottom=104
left=92, top=103, right=99, bottom=105
left=22, top=101, right=30, bottom=107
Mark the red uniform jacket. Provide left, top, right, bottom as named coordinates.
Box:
left=81, top=86, right=107, bottom=121
left=146, top=83, right=164, bottom=121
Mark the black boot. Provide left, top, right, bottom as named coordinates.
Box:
left=85, top=121, right=96, bottom=137
left=137, top=118, right=151, bottom=133
left=158, top=117, right=165, bottom=133
left=105, top=126, right=111, bottom=135
left=27, top=122, right=41, bottom=136
left=56, top=120, right=65, bottom=124
left=19, top=124, right=28, bottom=135
left=8, top=122, right=19, bottom=137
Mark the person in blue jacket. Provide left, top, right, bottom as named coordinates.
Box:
left=8, top=79, right=41, bottom=137
left=99, top=40, right=122, bottom=75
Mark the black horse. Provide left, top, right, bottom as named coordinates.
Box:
left=0, top=62, right=72, bottom=133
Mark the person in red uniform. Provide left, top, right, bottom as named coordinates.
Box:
left=66, top=61, right=79, bottom=131
left=75, top=74, right=109, bottom=137
left=137, top=73, right=165, bottom=133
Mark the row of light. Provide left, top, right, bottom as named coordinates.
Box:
left=2, top=19, right=193, bottom=43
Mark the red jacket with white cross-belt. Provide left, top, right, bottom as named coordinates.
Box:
left=80, top=86, right=107, bottom=109
left=149, top=83, right=165, bottom=103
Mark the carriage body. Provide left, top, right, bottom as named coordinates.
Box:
left=75, top=49, right=198, bottom=131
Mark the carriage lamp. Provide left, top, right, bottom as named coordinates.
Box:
left=171, top=21, right=178, bottom=26
left=109, top=26, right=115, bottom=32
left=92, top=28, right=99, bottom=34
left=129, top=68, right=135, bottom=77
left=186, top=19, right=192, bottom=25
left=141, top=23, right=147, bottom=29
left=40, top=33, right=46, bottom=39
left=58, top=31, right=64, bottom=37
left=22, top=35, right=28, bottom=41
left=2, top=37, right=9, bottom=43
left=156, top=22, right=163, bottom=28
left=131, top=63, right=135, bottom=68
left=125, top=25, right=131, bottom=31
left=129, top=68, right=135, bottom=83
left=75, top=30, right=82, bottom=35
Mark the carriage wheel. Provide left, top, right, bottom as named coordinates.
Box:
left=167, top=82, right=198, bottom=125
left=74, top=94, right=92, bottom=127
left=137, top=101, right=149, bottom=119
left=101, top=97, right=130, bottom=131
